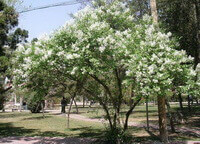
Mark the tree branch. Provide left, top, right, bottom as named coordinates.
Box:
left=124, top=97, right=141, bottom=130
left=0, top=86, right=12, bottom=94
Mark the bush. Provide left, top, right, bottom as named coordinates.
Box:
left=104, top=127, right=132, bottom=144
left=26, top=95, right=43, bottom=113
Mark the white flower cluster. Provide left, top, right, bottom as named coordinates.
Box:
left=125, top=15, right=197, bottom=96
left=12, top=0, right=198, bottom=99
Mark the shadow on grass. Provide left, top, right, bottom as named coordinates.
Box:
left=69, top=126, right=159, bottom=144
left=86, top=115, right=104, bottom=119
left=0, top=112, right=30, bottom=119
left=174, top=105, right=200, bottom=116
left=0, top=122, right=36, bottom=137
left=127, top=126, right=160, bottom=143
left=131, top=136, right=160, bottom=143
left=22, top=115, right=52, bottom=120
left=70, top=126, right=104, bottom=138
left=0, top=122, right=69, bottom=138
left=0, top=123, right=103, bottom=138
left=188, top=117, right=200, bottom=128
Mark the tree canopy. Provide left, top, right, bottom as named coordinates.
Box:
left=12, top=1, right=199, bottom=139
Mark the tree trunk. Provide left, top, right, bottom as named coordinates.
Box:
left=42, top=101, right=45, bottom=118
left=19, top=97, right=23, bottom=112
left=73, top=99, right=79, bottom=114
left=83, top=96, right=85, bottom=108
left=188, top=95, right=191, bottom=112
left=157, top=95, right=168, bottom=143
left=124, top=98, right=141, bottom=131
left=2, top=106, right=5, bottom=112
left=150, top=0, right=168, bottom=142
left=82, top=86, right=113, bottom=129
left=178, top=93, right=183, bottom=110
left=166, top=99, right=175, bottom=133
left=150, top=0, right=158, bottom=24
left=196, top=98, right=199, bottom=104
left=67, top=94, right=76, bottom=128
left=191, top=96, right=194, bottom=105
left=44, top=100, right=48, bottom=109
left=146, top=97, right=149, bottom=131
left=67, top=98, right=73, bottom=128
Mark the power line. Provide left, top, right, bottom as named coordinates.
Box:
left=19, top=0, right=84, bottom=14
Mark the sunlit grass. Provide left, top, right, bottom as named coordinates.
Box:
left=0, top=112, right=103, bottom=137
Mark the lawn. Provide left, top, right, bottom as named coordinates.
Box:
left=0, top=104, right=200, bottom=143
left=0, top=112, right=104, bottom=138
left=73, top=103, right=200, bottom=142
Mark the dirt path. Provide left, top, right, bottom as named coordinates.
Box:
left=68, top=113, right=199, bottom=134
left=53, top=110, right=200, bottom=138
left=0, top=110, right=199, bottom=144
left=0, top=137, right=96, bottom=144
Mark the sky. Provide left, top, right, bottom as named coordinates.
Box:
left=18, top=0, right=82, bottom=41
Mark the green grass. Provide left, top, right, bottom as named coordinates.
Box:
left=77, top=104, right=200, bottom=141
left=78, top=104, right=159, bottom=123
left=0, top=104, right=200, bottom=142
left=0, top=112, right=104, bottom=138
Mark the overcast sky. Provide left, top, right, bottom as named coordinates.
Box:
left=18, top=0, right=81, bottom=41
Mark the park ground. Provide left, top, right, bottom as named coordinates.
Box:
left=0, top=104, right=200, bottom=144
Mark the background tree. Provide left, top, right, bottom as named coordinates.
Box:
left=88, top=0, right=200, bottom=68
left=0, top=0, right=28, bottom=110
left=157, top=0, right=200, bottom=68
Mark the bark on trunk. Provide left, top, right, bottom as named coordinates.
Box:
left=157, top=95, right=168, bottom=143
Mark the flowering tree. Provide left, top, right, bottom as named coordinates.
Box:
left=12, top=0, right=198, bottom=142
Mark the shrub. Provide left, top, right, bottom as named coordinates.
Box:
left=104, top=127, right=132, bottom=144
left=26, top=95, right=43, bottom=113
